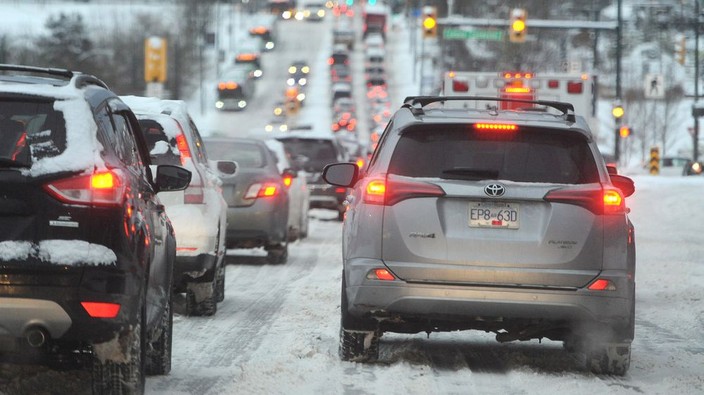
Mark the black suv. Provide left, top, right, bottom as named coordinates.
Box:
left=276, top=131, right=349, bottom=221
left=0, top=65, right=191, bottom=393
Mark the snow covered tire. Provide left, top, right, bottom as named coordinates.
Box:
left=145, top=296, right=172, bottom=376
left=92, top=322, right=145, bottom=394
left=587, top=342, right=631, bottom=376
left=186, top=282, right=217, bottom=316
left=339, top=328, right=380, bottom=362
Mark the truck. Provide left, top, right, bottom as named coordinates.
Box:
left=362, top=3, right=389, bottom=40
left=442, top=71, right=599, bottom=135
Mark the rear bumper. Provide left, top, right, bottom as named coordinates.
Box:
left=344, top=258, right=634, bottom=335
left=225, top=204, right=288, bottom=248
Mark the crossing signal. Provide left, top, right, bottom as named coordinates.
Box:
left=422, top=6, right=437, bottom=38
left=509, top=8, right=527, bottom=43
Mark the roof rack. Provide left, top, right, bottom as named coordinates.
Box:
left=402, top=96, right=576, bottom=123
left=0, top=64, right=109, bottom=90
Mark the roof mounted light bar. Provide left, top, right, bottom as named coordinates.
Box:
left=402, top=95, right=577, bottom=123
left=0, top=63, right=109, bottom=90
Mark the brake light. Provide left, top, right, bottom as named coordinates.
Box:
left=327, top=57, right=334, bottom=65
left=244, top=183, right=279, bottom=199
left=474, top=123, right=518, bottom=131
left=567, top=81, right=583, bottom=94
left=184, top=184, right=204, bottom=204
left=544, top=186, right=626, bottom=215
left=547, top=80, right=559, bottom=89
left=175, top=133, right=191, bottom=165
left=363, top=175, right=445, bottom=206
left=504, top=86, right=531, bottom=93
left=283, top=175, right=293, bottom=188
left=44, top=170, right=126, bottom=206
left=587, top=278, right=616, bottom=291
left=366, top=268, right=395, bottom=281
left=356, top=158, right=365, bottom=169
left=452, top=78, right=469, bottom=92
left=81, top=302, right=121, bottom=318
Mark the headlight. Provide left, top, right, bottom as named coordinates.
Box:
left=287, top=78, right=296, bottom=86
left=282, top=11, right=292, bottom=19
left=265, top=42, right=275, bottom=50
left=215, top=101, right=224, bottom=109
left=297, top=93, right=306, bottom=101
left=265, top=125, right=274, bottom=132
left=299, top=78, right=307, bottom=86
left=238, top=100, right=247, bottom=108
left=253, top=70, right=263, bottom=78
left=692, top=162, right=703, bottom=174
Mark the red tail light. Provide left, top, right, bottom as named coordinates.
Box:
left=44, top=170, right=126, bottom=206
left=587, top=278, right=616, bottom=291
left=452, top=78, right=469, bottom=92
left=283, top=175, right=293, bottom=188
left=363, top=175, right=445, bottom=206
left=184, top=184, right=204, bottom=204
left=244, top=183, right=279, bottom=199
left=327, top=57, right=334, bottom=65
left=544, top=186, right=626, bottom=215
left=567, top=81, right=583, bottom=94
left=175, top=133, right=191, bottom=165
left=548, top=80, right=559, bottom=89
left=81, top=302, right=121, bottom=318
left=474, top=123, right=518, bottom=131
left=366, top=268, right=395, bottom=281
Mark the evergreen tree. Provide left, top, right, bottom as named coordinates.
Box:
left=35, top=12, right=95, bottom=71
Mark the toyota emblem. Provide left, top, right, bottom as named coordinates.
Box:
left=484, top=183, right=506, bottom=197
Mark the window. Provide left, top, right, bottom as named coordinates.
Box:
left=389, top=125, right=599, bottom=184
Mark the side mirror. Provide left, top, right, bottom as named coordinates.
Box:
left=155, top=165, right=192, bottom=192
left=282, top=168, right=298, bottom=179
left=216, top=160, right=238, bottom=177
left=322, top=162, right=358, bottom=187
left=610, top=174, right=635, bottom=198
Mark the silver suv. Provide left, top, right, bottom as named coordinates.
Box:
left=323, top=97, right=636, bottom=375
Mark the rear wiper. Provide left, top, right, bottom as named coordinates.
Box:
left=0, top=158, right=30, bottom=169
left=440, top=167, right=499, bottom=180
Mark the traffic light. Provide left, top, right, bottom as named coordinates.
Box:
left=422, top=6, right=437, bottom=38
left=675, top=35, right=686, bottom=65
left=649, top=147, right=660, bottom=175
left=619, top=125, right=631, bottom=138
left=509, top=8, right=527, bottom=43
left=144, top=37, right=167, bottom=83
left=612, top=104, right=624, bottom=120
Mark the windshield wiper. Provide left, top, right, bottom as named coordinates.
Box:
left=440, top=167, right=499, bottom=180
left=0, top=158, right=30, bottom=169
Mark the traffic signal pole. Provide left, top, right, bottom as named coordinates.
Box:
left=694, top=0, right=700, bottom=161
left=614, top=0, right=623, bottom=162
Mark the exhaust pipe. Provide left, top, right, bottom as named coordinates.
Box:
left=25, top=328, right=47, bottom=348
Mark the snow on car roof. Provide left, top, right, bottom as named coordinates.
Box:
left=0, top=78, right=105, bottom=177
left=121, top=95, right=193, bottom=136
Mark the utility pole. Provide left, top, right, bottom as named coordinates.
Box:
left=694, top=0, right=700, bottom=161
left=614, top=0, right=623, bottom=162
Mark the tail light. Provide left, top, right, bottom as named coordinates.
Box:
left=363, top=175, right=445, bottom=206
left=474, top=123, right=518, bottom=132
left=366, top=268, right=396, bottom=281
left=81, top=302, right=121, bottom=318
left=327, top=57, right=334, bottom=65
left=567, top=81, right=583, bottom=94
left=175, top=133, right=191, bottom=165
left=356, top=158, right=365, bottom=169
left=587, top=278, right=616, bottom=291
left=283, top=175, right=293, bottom=188
left=452, top=78, right=469, bottom=92
left=544, top=186, right=626, bottom=215
left=547, top=80, right=559, bottom=89
left=44, top=170, right=126, bottom=206
left=244, top=183, right=279, bottom=199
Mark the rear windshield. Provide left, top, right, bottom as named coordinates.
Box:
left=388, top=126, right=599, bottom=184
left=137, top=119, right=181, bottom=166
left=0, top=99, right=66, bottom=167
left=205, top=141, right=266, bottom=168
left=278, top=138, right=338, bottom=173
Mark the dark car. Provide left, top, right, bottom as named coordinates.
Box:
left=204, top=137, right=293, bottom=264
left=276, top=132, right=349, bottom=221
left=324, top=96, right=636, bottom=375
left=0, top=65, right=191, bottom=392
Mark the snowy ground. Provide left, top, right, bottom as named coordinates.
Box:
left=1, top=2, right=703, bottom=395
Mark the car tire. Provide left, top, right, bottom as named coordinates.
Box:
left=145, top=293, right=173, bottom=376
left=266, top=242, right=288, bottom=264
left=339, top=328, right=380, bottom=362
left=186, top=282, right=217, bottom=316
left=92, top=307, right=145, bottom=394
left=215, top=265, right=226, bottom=303
left=336, top=209, right=345, bottom=222
left=299, top=212, right=309, bottom=239
left=586, top=342, right=631, bottom=376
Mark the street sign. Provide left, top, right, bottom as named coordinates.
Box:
left=443, top=28, right=503, bottom=41
left=644, top=73, right=665, bottom=99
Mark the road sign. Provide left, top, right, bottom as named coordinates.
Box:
left=442, top=28, right=503, bottom=41
left=644, top=74, right=665, bottom=99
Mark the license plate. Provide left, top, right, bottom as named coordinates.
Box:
left=469, top=202, right=520, bottom=229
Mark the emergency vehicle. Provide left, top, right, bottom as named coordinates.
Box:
left=442, top=71, right=598, bottom=134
